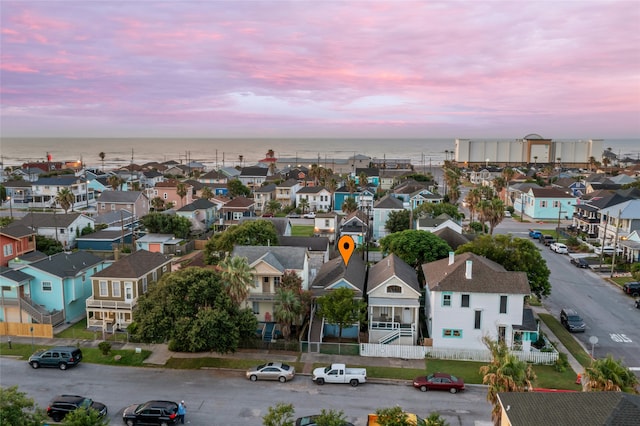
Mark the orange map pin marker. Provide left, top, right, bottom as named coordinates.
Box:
left=338, top=235, right=355, bottom=266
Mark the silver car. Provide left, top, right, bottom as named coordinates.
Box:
left=246, top=362, right=295, bottom=382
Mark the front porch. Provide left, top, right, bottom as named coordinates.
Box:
left=85, top=298, right=134, bottom=331
left=368, top=304, right=419, bottom=345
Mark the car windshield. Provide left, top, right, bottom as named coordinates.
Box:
left=79, top=398, right=92, bottom=409
left=568, top=315, right=582, bottom=321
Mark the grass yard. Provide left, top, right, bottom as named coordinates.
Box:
left=55, top=321, right=130, bottom=342
left=0, top=342, right=150, bottom=367
left=538, top=313, right=592, bottom=368
left=290, top=225, right=314, bottom=237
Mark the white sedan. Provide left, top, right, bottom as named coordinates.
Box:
left=550, top=242, right=569, bottom=254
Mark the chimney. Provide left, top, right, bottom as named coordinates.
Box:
left=448, top=251, right=455, bottom=265
left=114, top=247, right=120, bottom=261
left=465, top=260, right=472, bottom=279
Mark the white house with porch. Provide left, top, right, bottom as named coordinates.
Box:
left=367, top=254, right=421, bottom=345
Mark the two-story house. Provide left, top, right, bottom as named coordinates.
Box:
left=19, top=212, right=94, bottom=250
left=572, top=193, right=633, bottom=238
left=372, top=195, right=405, bottom=240
left=86, top=250, right=173, bottom=331
left=96, top=191, right=149, bottom=219
left=367, top=254, right=421, bottom=345
left=275, top=178, right=301, bottom=208
left=598, top=199, right=640, bottom=253
left=1, top=223, right=36, bottom=266
left=153, top=179, right=194, bottom=208
left=2, top=180, right=34, bottom=205
left=31, top=176, right=92, bottom=210
left=12, top=251, right=106, bottom=324
left=521, top=187, right=576, bottom=220
left=239, top=167, right=269, bottom=193
left=254, top=183, right=276, bottom=213
left=423, top=252, right=532, bottom=351
left=339, top=211, right=369, bottom=247
left=296, top=186, right=332, bottom=212
left=230, top=245, right=309, bottom=324
left=176, top=198, right=217, bottom=234
left=220, top=196, right=256, bottom=226
left=312, top=212, right=339, bottom=244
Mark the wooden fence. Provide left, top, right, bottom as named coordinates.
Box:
left=0, top=322, right=53, bottom=338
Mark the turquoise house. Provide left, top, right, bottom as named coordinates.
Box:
left=522, top=187, right=576, bottom=220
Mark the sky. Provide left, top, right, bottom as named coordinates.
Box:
left=1, top=0, right=639, bottom=139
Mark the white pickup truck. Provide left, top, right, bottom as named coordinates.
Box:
left=311, top=363, right=367, bottom=387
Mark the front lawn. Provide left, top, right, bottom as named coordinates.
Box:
left=0, top=342, right=150, bottom=366
left=291, top=225, right=314, bottom=237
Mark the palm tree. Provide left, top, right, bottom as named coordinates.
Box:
left=151, top=196, right=165, bottom=211
left=265, top=200, right=282, bottom=215
left=584, top=354, right=638, bottom=393
left=465, top=188, right=482, bottom=223
left=358, top=171, right=369, bottom=187
left=176, top=182, right=188, bottom=207
left=107, top=175, right=123, bottom=191
left=273, top=289, right=302, bottom=340
left=99, top=152, right=105, bottom=171
left=480, top=337, right=536, bottom=425
left=219, top=255, right=256, bottom=307
left=342, top=197, right=358, bottom=214
left=55, top=188, right=74, bottom=213
left=200, top=186, right=214, bottom=200
left=486, top=198, right=506, bottom=234
left=298, top=198, right=309, bottom=214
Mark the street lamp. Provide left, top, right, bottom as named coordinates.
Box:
left=85, top=180, right=90, bottom=209
left=7, top=196, right=12, bottom=218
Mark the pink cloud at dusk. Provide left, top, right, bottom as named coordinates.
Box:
left=0, top=1, right=638, bottom=139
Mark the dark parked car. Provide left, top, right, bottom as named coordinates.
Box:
left=622, top=282, right=640, bottom=297
left=28, top=346, right=82, bottom=370
left=412, top=372, right=465, bottom=393
left=560, top=308, right=586, bottom=333
left=122, top=400, right=179, bottom=426
left=541, top=235, right=555, bottom=246
left=46, top=395, right=107, bottom=422
left=570, top=257, right=590, bottom=268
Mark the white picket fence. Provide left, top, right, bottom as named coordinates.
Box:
left=360, top=343, right=558, bottom=365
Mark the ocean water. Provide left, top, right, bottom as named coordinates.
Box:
left=0, top=137, right=638, bottom=170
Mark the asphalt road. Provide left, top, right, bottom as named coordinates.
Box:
left=1, top=358, right=492, bottom=426
left=496, top=219, right=640, bottom=373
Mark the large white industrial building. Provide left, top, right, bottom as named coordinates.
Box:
left=455, top=134, right=603, bottom=167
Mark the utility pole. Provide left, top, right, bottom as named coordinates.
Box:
left=610, top=209, right=622, bottom=278
left=557, top=204, right=566, bottom=242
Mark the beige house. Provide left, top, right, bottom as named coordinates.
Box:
left=96, top=191, right=149, bottom=219
left=86, top=250, right=172, bottom=331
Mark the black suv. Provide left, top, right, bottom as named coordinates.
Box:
left=122, top=400, right=179, bottom=425
left=46, top=395, right=107, bottom=422
left=560, top=308, right=586, bottom=333
left=28, top=346, right=82, bottom=370
left=622, top=282, right=640, bottom=297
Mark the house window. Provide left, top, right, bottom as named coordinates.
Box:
left=42, top=281, right=52, bottom=292
left=386, top=285, right=402, bottom=294
left=499, top=295, right=508, bottom=314
left=540, top=200, right=547, bottom=208
left=252, top=302, right=260, bottom=314
left=152, top=271, right=157, bottom=281
left=162, top=266, right=167, bottom=273
left=3, top=244, right=13, bottom=256
left=553, top=200, right=560, bottom=208
left=474, top=310, right=482, bottom=329
left=142, top=277, right=148, bottom=293
left=99, top=281, right=108, bottom=297
left=441, top=292, right=452, bottom=307
left=442, top=329, right=463, bottom=338
left=263, top=277, right=269, bottom=284
left=325, top=219, right=330, bottom=227
left=111, top=203, right=116, bottom=211
left=112, top=281, right=121, bottom=298
left=163, top=193, right=168, bottom=199
left=100, top=203, right=106, bottom=209
left=461, top=294, right=470, bottom=308
left=59, top=228, right=65, bottom=234
left=274, top=276, right=281, bottom=287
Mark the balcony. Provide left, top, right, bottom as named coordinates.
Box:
left=85, top=297, right=134, bottom=311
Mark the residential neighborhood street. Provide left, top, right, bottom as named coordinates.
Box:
left=0, top=357, right=493, bottom=426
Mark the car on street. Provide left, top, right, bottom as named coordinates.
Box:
left=295, top=415, right=354, bottom=426
left=46, top=395, right=107, bottom=422
left=529, top=229, right=542, bottom=239
left=560, top=308, right=586, bottom=333
left=287, top=212, right=301, bottom=218
left=622, top=282, right=640, bottom=297
left=594, top=246, right=622, bottom=256
left=246, top=362, right=295, bottom=382
left=303, top=212, right=316, bottom=219
left=28, top=346, right=83, bottom=370
left=122, top=400, right=179, bottom=426
left=570, top=257, right=590, bottom=268
left=541, top=235, right=556, bottom=246
left=550, top=242, right=569, bottom=254
left=412, top=372, right=465, bottom=393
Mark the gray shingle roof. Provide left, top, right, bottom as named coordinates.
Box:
left=497, top=392, right=640, bottom=426
left=310, top=255, right=366, bottom=296
left=367, top=254, right=420, bottom=294
left=92, top=250, right=172, bottom=279
left=279, top=236, right=329, bottom=252
left=374, top=195, right=404, bottom=209
left=19, top=212, right=88, bottom=228
left=231, top=246, right=308, bottom=271
left=423, top=252, right=530, bottom=294
left=97, top=191, right=146, bottom=203
left=0, top=266, right=33, bottom=285
left=28, top=251, right=103, bottom=278
left=1, top=223, right=35, bottom=238
left=177, top=198, right=216, bottom=211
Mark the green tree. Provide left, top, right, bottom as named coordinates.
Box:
left=274, top=289, right=302, bottom=340
left=98, top=152, right=105, bottom=171
left=200, top=186, right=214, bottom=200
left=219, top=255, right=256, bottom=306
left=374, top=406, right=422, bottom=426
left=208, top=220, right=279, bottom=254
left=61, top=406, right=110, bottom=426
left=141, top=212, right=192, bottom=239
left=150, top=196, right=166, bottom=211
left=176, top=182, right=188, bottom=207
left=379, top=230, right=451, bottom=269
left=265, top=200, right=282, bottom=215
left=485, top=198, right=505, bottom=235
left=341, top=197, right=358, bottom=214
left=464, top=188, right=482, bottom=223
left=424, top=413, right=448, bottom=426
left=131, top=267, right=257, bottom=353
left=385, top=210, right=410, bottom=233
left=584, top=354, right=639, bottom=393
left=262, top=402, right=295, bottom=426
left=107, top=175, right=123, bottom=191
left=35, top=235, right=64, bottom=255
left=316, top=287, right=366, bottom=342
left=0, top=385, right=46, bottom=426
left=479, top=337, right=536, bottom=425
left=55, top=188, right=75, bottom=213
left=311, top=409, right=350, bottom=426
left=414, top=202, right=462, bottom=221
left=227, top=179, right=251, bottom=197
left=456, top=234, right=551, bottom=298
left=298, top=198, right=309, bottom=214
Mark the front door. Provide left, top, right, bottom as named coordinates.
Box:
left=498, top=326, right=506, bottom=344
